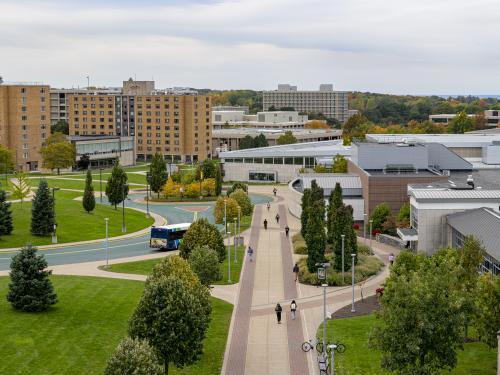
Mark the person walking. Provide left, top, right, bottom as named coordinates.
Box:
left=290, top=300, right=297, bottom=320
left=285, top=225, right=290, bottom=237
left=293, top=262, right=299, bottom=281
left=263, top=219, right=268, bottom=230
left=267, top=202, right=270, bottom=211
left=275, top=213, right=280, bottom=224
left=247, top=246, right=254, bottom=262
left=275, top=303, right=283, bottom=324
left=273, top=187, right=277, bottom=197
left=389, top=253, right=395, bottom=265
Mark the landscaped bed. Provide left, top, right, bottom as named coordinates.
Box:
left=0, top=275, right=233, bottom=375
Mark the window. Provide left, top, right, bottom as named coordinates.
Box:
left=249, top=171, right=275, bottom=182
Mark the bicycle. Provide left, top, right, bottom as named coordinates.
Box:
left=327, top=341, right=346, bottom=354
left=301, top=338, right=324, bottom=353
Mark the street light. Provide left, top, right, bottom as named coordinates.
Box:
left=52, top=187, right=60, bottom=244
left=227, top=231, right=232, bottom=283
left=369, top=219, right=373, bottom=255
left=316, top=262, right=331, bottom=356
left=341, top=234, right=345, bottom=283
left=351, top=253, right=356, bottom=313
left=99, top=168, right=104, bottom=203
left=122, top=183, right=128, bottom=233
left=363, top=213, right=367, bottom=245
left=105, top=218, right=109, bottom=268
left=234, top=218, right=237, bottom=264
left=327, top=343, right=337, bottom=375
left=224, top=198, right=227, bottom=236
left=146, top=172, right=151, bottom=218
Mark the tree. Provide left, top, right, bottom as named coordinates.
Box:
left=370, top=253, right=466, bottom=374
left=11, top=172, right=31, bottom=207
left=473, top=112, right=487, bottom=130
left=105, top=337, right=163, bottom=375
left=326, top=182, right=343, bottom=244
left=149, top=153, right=168, bottom=198
left=179, top=218, right=226, bottom=262
left=129, top=275, right=211, bottom=375
left=305, top=120, right=329, bottom=129
left=396, top=202, right=410, bottom=227
left=0, top=145, right=14, bottom=174
left=305, top=201, right=326, bottom=273
left=0, top=190, right=13, bottom=235
left=7, top=245, right=57, bottom=312
left=370, top=203, right=391, bottom=233
left=76, top=154, right=90, bottom=170
left=253, top=133, right=268, bottom=148
left=51, top=119, right=69, bottom=135
left=201, top=178, right=216, bottom=197
left=448, top=111, right=473, bottom=134
left=82, top=169, right=96, bottom=213
left=30, top=179, right=55, bottom=236
left=214, top=197, right=239, bottom=227
left=276, top=131, right=297, bottom=145
left=163, top=177, right=181, bottom=198
left=229, top=188, right=253, bottom=216
left=105, top=160, right=129, bottom=209
left=196, top=159, right=218, bottom=179
left=41, top=133, right=76, bottom=175
left=188, top=245, right=222, bottom=286
left=300, top=189, right=311, bottom=237
left=475, top=273, right=500, bottom=348
left=239, top=135, right=255, bottom=150
left=226, top=181, right=248, bottom=196
left=332, top=154, right=348, bottom=173
left=310, top=180, right=325, bottom=220
left=214, top=166, right=222, bottom=196
left=150, top=255, right=200, bottom=288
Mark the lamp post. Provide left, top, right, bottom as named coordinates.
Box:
left=146, top=172, right=151, bottom=218
left=237, top=206, right=241, bottom=238
left=363, top=213, right=367, bottom=245
left=351, top=253, right=356, bottom=313
left=224, top=199, right=227, bottom=236
left=234, top=218, right=237, bottom=264
left=328, top=343, right=337, bottom=375
left=341, top=234, right=345, bottom=283
left=316, top=262, right=330, bottom=356
left=369, top=219, right=373, bottom=255
left=99, top=168, right=103, bottom=203
left=199, top=170, right=203, bottom=200
left=122, top=183, right=128, bottom=233
left=227, top=231, right=232, bottom=283
left=52, top=187, right=60, bottom=244
left=105, top=218, right=109, bottom=268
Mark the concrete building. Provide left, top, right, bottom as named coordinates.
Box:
left=70, top=135, right=135, bottom=167
left=213, top=128, right=341, bottom=154
left=263, top=84, right=349, bottom=123
left=212, top=110, right=308, bottom=129
left=122, top=79, right=155, bottom=95
left=0, top=83, right=50, bottom=171
left=288, top=174, right=364, bottom=220
left=429, top=109, right=500, bottom=127
left=213, top=105, right=249, bottom=114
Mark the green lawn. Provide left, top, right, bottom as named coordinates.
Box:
left=0, top=190, right=154, bottom=248
left=318, top=314, right=496, bottom=375
left=0, top=276, right=232, bottom=375
left=26, top=177, right=145, bottom=191
left=105, top=245, right=246, bottom=284
left=55, top=172, right=148, bottom=185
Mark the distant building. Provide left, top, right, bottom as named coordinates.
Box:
left=429, top=109, right=500, bottom=127
left=263, top=84, right=349, bottom=123
left=122, top=78, right=155, bottom=95
left=0, top=83, right=50, bottom=171
left=213, top=105, right=249, bottom=114
left=212, top=110, right=308, bottom=129
left=70, top=135, right=134, bottom=168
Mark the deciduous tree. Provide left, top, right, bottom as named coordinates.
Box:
left=149, top=153, right=168, bottom=198
left=276, top=131, right=297, bottom=145
left=40, top=133, right=75, bottom=174
left=370, top=202, right=391, bottom=233
left=11, top=172, right=30, bottom=207
left=105, top=337, right=163, bottom=375
left=448, top=111, right=474, bottom=134
left=188, top=245, right=222, bottom=286
left=0, top=145, right=14, bottom=174
left=475, top=273, right=500, bottom=348
left=229, top=188, right=253, bottom=216
left=82, top=169, right=95, bottom=213
left=105, top=160, right=129, bottom=209
left=179, top=218, right=226, bottom=262
left=332, top=154, right=348, bottom=173
left=214, top=197, right=239, bottom=227
left=396, top=202, right=410, bottom=228
left=30, top=179, right=55, bottom=236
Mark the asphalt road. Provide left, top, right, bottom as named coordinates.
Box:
left=0, top=193, right=271, bottom=271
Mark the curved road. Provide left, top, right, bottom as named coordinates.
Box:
left=0, top=193, right=271, bottom=271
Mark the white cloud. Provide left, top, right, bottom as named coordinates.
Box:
left=0, top=0, right=499, bottom=94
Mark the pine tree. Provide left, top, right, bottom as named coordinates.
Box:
left=82, top=169, right=96, bottom=213
left=332, top=204, right=358, bottom=271
left=310, top=180, right=325, bottom=219
left=30, top=179, right=55, bottom=236
left=327, top=183, right=343, bottom=244
left=215, top=166, right=222, bottom=196
left=300, top=189, right=311, bottom=237
left=0, top=189, right=13, bottom=235
left=7, top=245, right=57, bottom=312
left=105, top=160, right=129, bottom=209
left=149, top=153, right=168, bottom=198
left=305, top=201, right=326, bottom=273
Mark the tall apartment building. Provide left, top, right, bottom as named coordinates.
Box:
left=263, top=84, right=349, bottom=123
left=134, top=94, right=211, bottom=163
left=0, top=84, right=50, bottom=171
left=68, top=94, right=117, bottom=136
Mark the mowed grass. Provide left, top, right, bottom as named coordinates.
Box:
left=318, top=314, right=496, bottom=375
left=0, top=276, right=233, bottom=375
left=26, top=177, right=145, bottom=191
left=105, top=245, right=246, bottom=284
left=0, top=190, right=154, bottom=248
left=53, top=172, right=148, bottom=185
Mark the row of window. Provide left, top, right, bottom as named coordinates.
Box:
left=74, top=124, right=114, bottom=129
left=73, top=118, right=114, bottom=123
left=74, top=111, right=113, bottom=116
left=21, top=116, right=47, bottom=121
left=73, top=104, right=114, bottom=109
left=20, top=88, right=46, bottom=94
left=224, top=156, right=315, bottom=166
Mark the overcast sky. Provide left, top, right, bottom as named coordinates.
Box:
left=1, top=0, right=499, bottom=95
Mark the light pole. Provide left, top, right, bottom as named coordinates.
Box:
left=224, top=199, right=227, bottom=236
left=369, top=219, right=373, bottom=255
left=146, top=172, right=151, bottom=218
left=234, top=218, right=237, bottom=264
left=237, top=206, right=241, bottom=238
left=99, top=168, right=103, bottom=203
left=351, top=253, right=356, bottom=313
left=52, top=187, right=60, bottom=244
left=227, top=231, right=232, bottom=283
left=341, top=234, right=345, bottom=283
left=105, top=218, right=109, bottom=268
left=316, top=262, right=330, bottom=356
left=363, top=213, right=367, bottom=245
left=327, top=344, right=336, bottom=375
left=122, top=183, right=128, bottom=233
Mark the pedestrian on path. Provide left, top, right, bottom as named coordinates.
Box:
left=285, top=225, right=289, bottom=237
left=275, top=303, right=282, bottom=324
left=247, top=246, right=253, bottom=262
left=293, top=263, right=299, bottom=281
left=273, top=187, right=277, bottom=197
left=389, top=253, right=395, bottom=265
left=290, top=300, right=297, bottom=320
left=275, top=213, right=280, bottom=224
left=267, top=202, right=270, bottom=211
left=263, top=219, right=268, bottom=230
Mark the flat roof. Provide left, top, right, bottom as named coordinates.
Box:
left=299, top=174, right=362, bottom=189
left=366, top=133, right=500, bottom=148
left=213, top=128, right=340, bottom=137
left=409, top=187, right=500, bottom=200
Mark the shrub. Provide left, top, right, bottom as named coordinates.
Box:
left=180, top=170, right=197, bottom=185
left=214, top=197, right=239, bottom=225
left=353, top=223, right=360, bottom=230
left=184, top=182, right=201, bottom=198
left=357, top=243, right=371, bottom=255
left=292, top=233, right=308, bottom=254
left=188, top=245, right=222, bottom=286
left=229, top=188, right=253, bottom=216
left=105, top=337, right=163, bottom=375
left=201, top=178, right=216, bottom=196
left=179, top=218, right=226, bottom=262
left=226, top=182, right=248, bottom=196
left=163, top=177, right=181, bottom=198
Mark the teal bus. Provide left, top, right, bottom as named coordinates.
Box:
left=149, top=223, right=191, bottom=250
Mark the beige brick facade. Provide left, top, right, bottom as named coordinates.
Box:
left=68, top=94, right=116, bottom=136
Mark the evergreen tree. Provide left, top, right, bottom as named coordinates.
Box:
left=331, top=204, right=349, bottom=270
left=215, top=166, right=222, bottom=196
left=82, top=169, right=96, bottom=213
left=327, top=183, right=343, bottom=244
left=30, top=179, right=55, bottom=236
left=149, top=153, right=168, bottom=198
left=105, top=160, right=129, bottom=209
left=254, top=133, right=269, bottom=148
left=105, top=337, right=163, bottom=375
left=300, top=189, right=311, bottom=237
left=305, top=201, right=326, bottom=273
left=0, top=189, right=13, bottom=235
left=7, top=245, right=57, bottom=312
left=310, top=180, right=325, bottom=220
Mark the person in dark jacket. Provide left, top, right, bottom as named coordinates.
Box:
left=275, top=303, right=283, bottom=324
left=275, top=213, right=280, bottom=224
left=293, top=263, right=299, bottom=281
left=285, top=225, right=290, bottom=237
left=263, top=219, right=268, bottom=230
